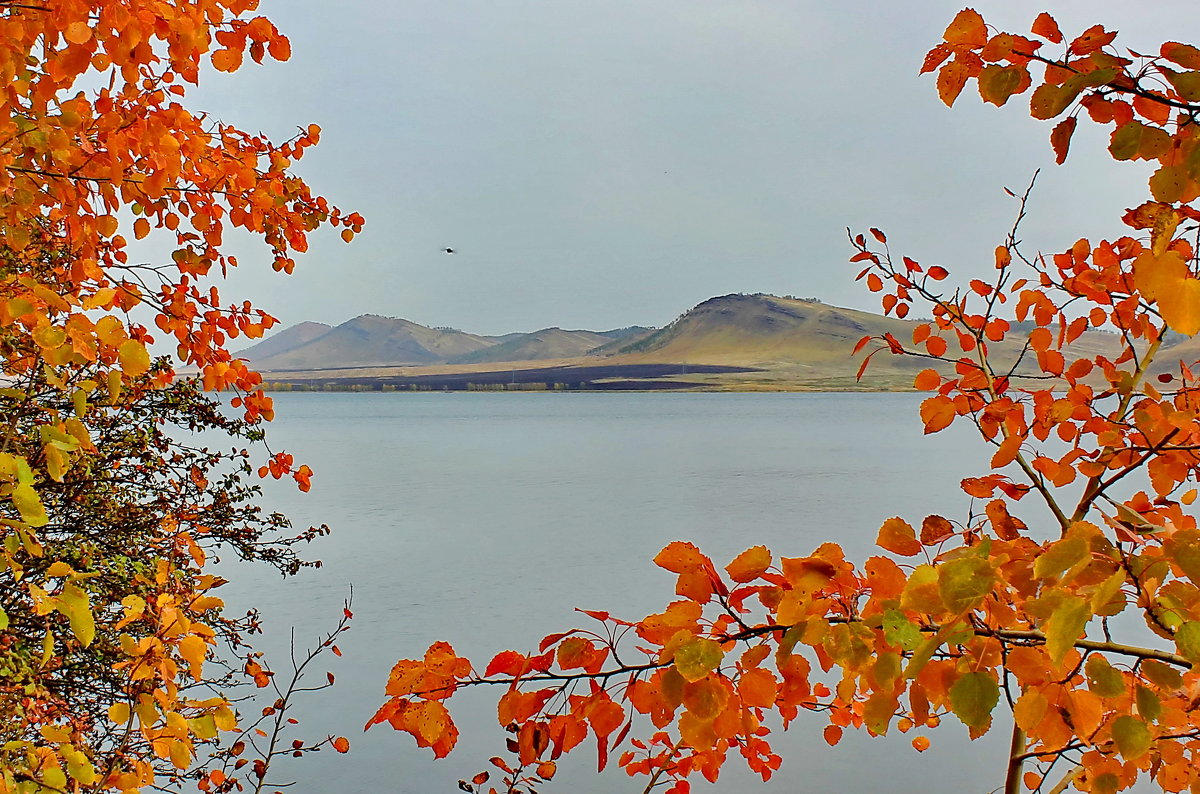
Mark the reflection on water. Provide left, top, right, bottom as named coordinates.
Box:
left=219, top=392, right=1017, bottom=793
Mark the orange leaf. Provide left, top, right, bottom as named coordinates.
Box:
left=943, top=9, right=987, bottom=49
left=920, top=515, right=955, bottom=546
left=726, top=545, right=771, bottom=583
left=1031, top=12, right=1063, bottom=44
left=738, top=668, right=778, bottom=708
left=913, top=368, right=940, bottom=391
left=920, top=44, right=953, bottom=75
left=212, top=47, right=243, bottom=72
left=64, top=21, right=92, bottom=44
left=780, top=556, right=838, bottom=593
left=332, top=736, right=350, bottom=753
left=877, top=517, right=921, bottom=557
left=823, top=724, right=843, bottom=746
left=937, top=61, right=970, bottom=107
left=912, top=735, right=931, bottom=752
left=990, top=434, right=1023, bottom=469
left=919, top=395, right=956, bottom=434
left=1070, top=25, right=1116, bottom=56
left=653, top=541, right=708, bottom=573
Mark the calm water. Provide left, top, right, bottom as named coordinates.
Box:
left=217, top=392, right=1016, bottom=793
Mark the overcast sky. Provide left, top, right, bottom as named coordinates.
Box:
left=170, top=1, right=1193, bottom=335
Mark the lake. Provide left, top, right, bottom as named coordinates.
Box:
left=218, top=391, right=1015, bottom=793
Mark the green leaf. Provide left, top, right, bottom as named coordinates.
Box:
left=1044, top=595, right=1091, bottom=665
left=1150, top=165, right=1188, bottom=204
left=1164, top=530, right=1200, bottom=582
left=1033, top=536, right=1088, bottom=580
left=1111, top=715, right=1152, bottom=760
left=949, top=672, right=999, bottom=729
left=1136, top=685, right=1162, bottom=723
left=938, top=556, right=993, bottom=614
left=1141, top=659, right=1182, bottom=691
left=674, top=638, right=724, bottom=683
left=1164, top=69, right=1200, bottom=101
left=882, top=610, right=923, bottom=651
left=978, top=64, right=1023, bottom=107
left=1176, top=621, right=1200, bottom=664
left=0, top=606, right=7, bottom=630
left=1085, top=654, right=1125, bottom=697
left=1029, top=83, right=1070, bottom=119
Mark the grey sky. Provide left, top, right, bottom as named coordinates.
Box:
left=174, top=1, right=1193, bottom=335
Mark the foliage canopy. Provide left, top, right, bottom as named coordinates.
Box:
left=0, top=0, right=355, bottom=791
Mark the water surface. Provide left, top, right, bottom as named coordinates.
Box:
left=220, top=392, right=1019, bottom=793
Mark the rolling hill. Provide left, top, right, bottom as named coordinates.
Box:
left=240, top=315, right=495, bottom=370
left=448, top=328, right=612, bottom=364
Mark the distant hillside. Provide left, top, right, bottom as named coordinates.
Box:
left=242, top=315, right=495, bottom=370
left=240, top=316, right=660, bottom=372
left=237, top=321, right=331, bottom=362
left=238, top=294, right=1131, bottom=389
left=450, top=328, right=611, bottom=364
left=615, top=294, right=918, bottom=366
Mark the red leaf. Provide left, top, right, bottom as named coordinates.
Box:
left=1070, top=25, right=1116, bottom=55
left=1050, top=116, right=1077, bottom=164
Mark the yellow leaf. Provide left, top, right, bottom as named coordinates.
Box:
left=1132, top=249, right=1188, bottom=301
left=179, top=634, right=207, bottom=680
left=213, top=705, right=237, bottom=731
left=187, top=715, right=218, bottom=740
left=108, top=702, right=131, bottom=724
left=45, top=561, right=74, bottom=577
left=62, top=746, right=97, bottom=784
left=13, top=482, right=48, bottom=527
left=118, top=339, right=151, bottom=377
left=1158, top=277, right=1200, bottom=336
left=58, top=583, right=95, bottom=647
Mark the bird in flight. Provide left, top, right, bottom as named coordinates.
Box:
left=442, top=247, right=455, bottom=254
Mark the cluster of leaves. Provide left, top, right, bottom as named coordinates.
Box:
left=0, top=0, right=354, bottom=791
left=380, top=11, right=1200, bottom=794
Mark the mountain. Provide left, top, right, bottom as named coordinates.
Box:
left=614, top=294, right=918, bottom=366
left=237, top=321, right=331, bottom=362
left=241, top=315, right=495, bottom=370
left=449, top=328, right=612, bottom=364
